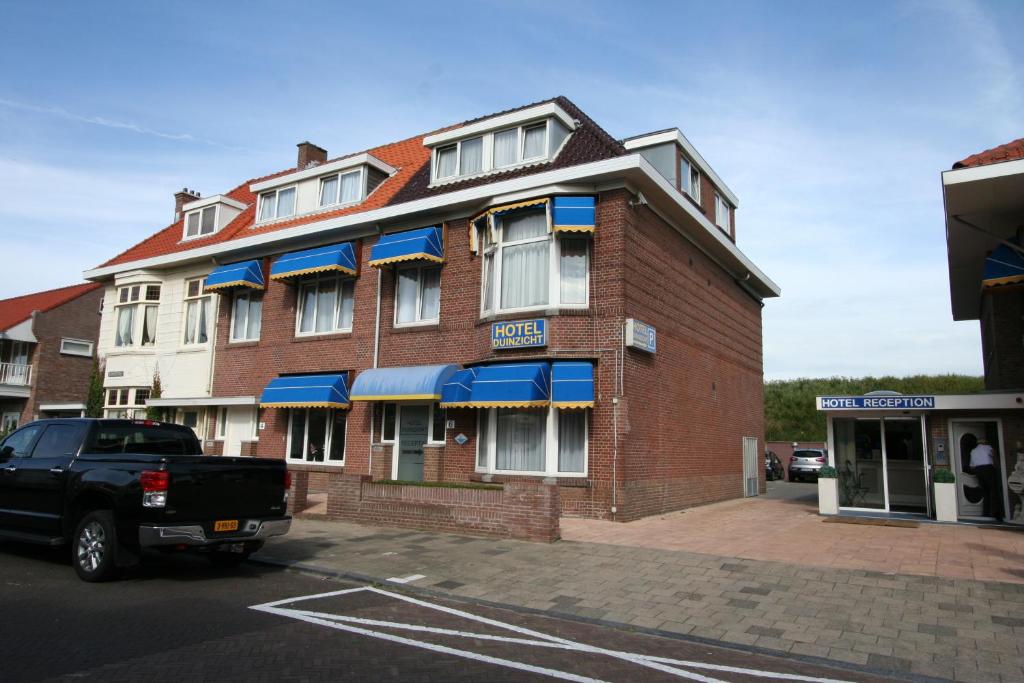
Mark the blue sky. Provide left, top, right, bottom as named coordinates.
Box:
left=1, top=0, right=1021, bottom=380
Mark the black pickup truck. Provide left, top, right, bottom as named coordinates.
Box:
left=0, top=418, right=291, bottom=581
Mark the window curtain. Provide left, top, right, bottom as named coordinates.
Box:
left=320, top=175, right=339, bottom=206
left=289, top=411, right=306, bottom=460
left=232, top=295, right=247, bottom=340
left=248, top=296, right=262, bottom=338
left=277, top=188, right=296, bottom=217
left=437, top=147, right=457, bottom=177
left=558, top=411, right=586, bottom=473
left=420, top=268, right=441, bottom=320
left=523, top=125, right=546, bottom=159
left=299, top=285, right=316, bottom=333
left=197, top=298, right=210, bottom=344
left=340, top=171, right=361, bottom=203
left=501, top=210, right=549, bottom=309
left=116, top=306, right=134, bottom=346
left=396, top=269, right=419, bottom=324
left=337, top=281, right=354, bottom=329
left=460, top=137, right=483, bottom=175
left=680, top=158, right=691, bottom=194
left=493, top=129, right=517, bottom=167
left=184, top=301, right=198, bottom=344
left=201, top=207, right=216, bottom=234
left=329, top=412, right=346, bottom=461
left=496, top=409, right=546, bottom=472
left=260, top=194, right=277, bottom=221
left=142, top=305, right=158, bottom=345
left=559, top=239, right=587, bottom=304
left=315, top=281, right=337, bottom=332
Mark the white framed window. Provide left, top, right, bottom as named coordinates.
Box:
left=103, top=387, right=148, bottom=419
left=476, top=407, right=587, bottom=476
left=182, top=278, right=212, bottom=346
left=184, top=205, right=217, bottom=240
left=230, top=291, right=262, bottom=342
left=216, top=407, right=227, bottom=440
left=379, top=403, right=445, bottom=445
left=679, top=156, right=692, bottom=196
left=258, top=185, right=297, bottom=222
left=715, top=192, right=732, bottom=233
left=287, top=408, right=346, bottom=464
left=480, top=208, right=589, bottom=315
left=432, top=118, right=571, bottom=184
left=173, top=407, right=206, bottom=437
left=296, top=276, right=355, bottom=336
left=113, top=284, right=160, bottom=348
left=689, top=166, right=701, bottom=203
left=318, top=169, right=363, bottom=208
left=394, top=265, right=441, bottom=326
left=59, top=338, right=94, bottom=357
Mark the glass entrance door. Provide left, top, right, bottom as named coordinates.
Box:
left=832, top=415, right=928, bottom=514
left=883, top=419, right=927, bottom=513
left=396, top=405, right=428, bottom=481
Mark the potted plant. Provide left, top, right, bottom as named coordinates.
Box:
left=817, top=465, right=839, bottom=515
left=933, top=468, right=958, bottom=522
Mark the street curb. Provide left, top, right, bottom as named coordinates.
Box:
left=249, top=554, right=951, bottom=683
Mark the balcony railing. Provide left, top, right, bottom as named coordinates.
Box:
left=0, top=362, right=32, bottom=386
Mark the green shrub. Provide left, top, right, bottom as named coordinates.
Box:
left=817, top=465, right=838, bottom=479
left=933, top=469, right=956, bottom=484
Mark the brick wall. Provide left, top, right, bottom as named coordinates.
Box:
left=21, top=287, right=103, bottom=423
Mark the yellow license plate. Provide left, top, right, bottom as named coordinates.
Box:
left=214, top=520, right=239, bottom=532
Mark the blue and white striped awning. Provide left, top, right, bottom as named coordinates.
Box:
left=552, top=196, right=596, bottom=233
left=441, top=362, right=551, bottom=408
left=350, top=364, right=459, bottom=401
left=260, top=373, right=350, bottom=409
left=983, top=242, right=1024, bottom=289
left=270, top=242, right=357, bottom=280
left=368, top=226, right=444, bottom=267
left=551, top=361, right=595, bottom=409
left=204, top=260, right=265, bottom=292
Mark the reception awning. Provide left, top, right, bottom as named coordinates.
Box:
left=982, top=242, right=1024, bottom=288
left=368, top=226, right=444, bottom=267
left=350, top=364, right=459, bottom=401
left=441, top=362, right=550, bottom=408
left=204, top=260, right=265, bottom=292
left=270, top=242, right=357, bottom=280
left=551, top=361, right=595, bottom=409
left=260, top=373, right=350, bottom=409
left=552, top=196, right=596, bottom=233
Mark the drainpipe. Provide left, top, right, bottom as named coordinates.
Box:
left=368, top=227, right=384, bottom=474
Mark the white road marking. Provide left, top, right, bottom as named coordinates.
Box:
left=387, top=573, right=426, bottom=584
left=251, top=587, right=857, bottom=683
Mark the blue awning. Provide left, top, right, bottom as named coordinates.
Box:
left=204, top=260, right=265, bottom=292
left=552, top=196, right=596, bottom=233
left=260, top=373, right=349, bottom=409
left=551, top=361, right=595, bottom=409
left=270, top=242, right=357, bottom=280
left=441, top=362, right=550, bottom=408
left=350, top=364, right=459, bottom=401
left=368, top=226, right=444, bottom=267
left=983, top=242, right=1024, bottom=288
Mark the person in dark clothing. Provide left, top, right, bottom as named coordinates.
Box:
left=970, top=438, right=1004, bottom=522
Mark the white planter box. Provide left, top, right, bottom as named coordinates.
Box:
left=818, top=477, right=838, bottom=515
left=934, top=481, right=958, bottom=522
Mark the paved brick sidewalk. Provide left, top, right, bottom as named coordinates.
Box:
left=258, top=518, right=1024, bottom=682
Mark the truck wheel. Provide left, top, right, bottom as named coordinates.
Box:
left=73, top=511, right=119, bottom=582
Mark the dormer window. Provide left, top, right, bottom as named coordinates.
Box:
left=424, top=102, right=576, bottom=185
left=318, top=169, right=362, bottom=208
left=259, top=186, right=296, bottom=221
left=185, top=206, right=217, bottom=239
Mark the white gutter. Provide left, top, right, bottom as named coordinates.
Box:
left=942, top=157, right=1024, bottom=186
left=623, top=129, right=739, bottom=207
left=84, top=155, right=779, bottom=297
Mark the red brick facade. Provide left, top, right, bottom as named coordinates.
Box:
left=208, top=189, right=765, bottom=521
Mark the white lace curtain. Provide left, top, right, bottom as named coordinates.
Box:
left=496, top=408, right=546, bottom=471
left=500, top=210, right=549, bottom=309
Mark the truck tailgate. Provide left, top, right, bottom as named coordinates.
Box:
left=164, top=457, right=286, bottom=522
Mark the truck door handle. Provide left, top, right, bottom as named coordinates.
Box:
left=49, top=467, right=65, bottom=474
left=2, top=466, right=15, bottom=473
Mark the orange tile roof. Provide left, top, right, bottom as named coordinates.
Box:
left=954, top=137, right=1024, bottom=169
left=0, top=282, right=101, bottom=331
left=98, top=97, right=625, bottom=270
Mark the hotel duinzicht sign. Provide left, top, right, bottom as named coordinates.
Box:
left=491, top=319, right=547, bottom=349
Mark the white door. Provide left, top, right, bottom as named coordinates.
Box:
left=742, top=437, right=759, bottom=497
left=223, top=407, right=253, bottom=457
left=951, top=422, right=989, bottom=518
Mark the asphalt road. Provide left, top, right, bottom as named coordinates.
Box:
left=0, top=541, right=903, bottom=683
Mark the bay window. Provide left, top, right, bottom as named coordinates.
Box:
left=288, top=409, right=346, bottom=464
left=113, top=284, right=160, bottom=348
left=297, top=276, right=355, bottom=335
left=395, top=265, right=440, bottom=325
left=231, top=291, right=262, bottom=342
left=481, top=208, right=589, bottom=314
left=258, top=186, right=296, bottom=221
left=103, top=387, right=148, bottom=419
left=182, top=278, right=211, bottom=345
left=476, top=407, right=588, bottom=476
left=319, top=170, right=362, bottom=207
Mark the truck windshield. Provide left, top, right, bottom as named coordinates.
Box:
left=83, top=426, right=202, bottom=456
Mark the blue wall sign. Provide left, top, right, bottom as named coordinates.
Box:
left=820, top=396, right=936, bottom=410
left=492, top=319, right=547, bottom=349
left=625, top=319, right=657, bottom=353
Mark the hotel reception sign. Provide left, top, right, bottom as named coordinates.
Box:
left=819, top=395, right=936, bottom=410
left=492, top=319, right=547, bottom=350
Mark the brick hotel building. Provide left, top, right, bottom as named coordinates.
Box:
left=86, top=97, right=779, bottom=527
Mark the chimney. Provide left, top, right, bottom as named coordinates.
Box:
left=297, top=141, right=327, bottom=169
left=174, top=188, right=201, bottom=222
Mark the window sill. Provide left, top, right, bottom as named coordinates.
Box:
left=476, top=306, right=590, bottom=326
left=682, top=192, right=704, bottom=213
left=390, top=322, right=440, bottom=334
left=292, top=331, right=353, bottom=343
left=470, top=472, right=590, bottom=486
left=107, top=347, right=157, bottom=356
left=226, top=340, right=260, bottom=348
left=177, top=346, right=212, bottom=354
left=286, top=462, right=345, bottom=473
left=428, top=158, right=552, bottom=188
